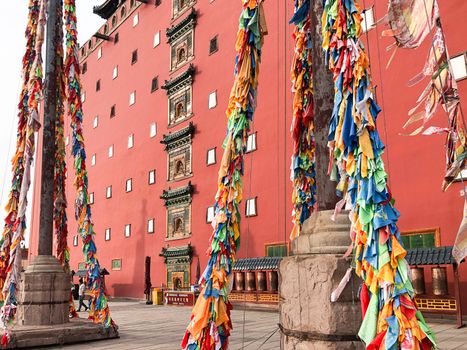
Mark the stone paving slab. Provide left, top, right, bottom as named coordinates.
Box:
left=40, top=301, right=465, bottom=350
left=4, top=318, right=118, bottom=349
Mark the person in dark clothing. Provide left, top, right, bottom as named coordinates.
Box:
left=144, top=256, right=152, bottom=304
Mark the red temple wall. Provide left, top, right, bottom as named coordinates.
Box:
left=29, top=0, right=467, bottom=312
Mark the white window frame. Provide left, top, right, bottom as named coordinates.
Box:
left=208, top=91, right=217, bottom=109
left=133, top=13, right=139, bottom=27
left=81, top=92, right=86, bottom=103
left=129, top=91, right=136, bottom=106
left=246, top=132, right=257, bottom=153
left=108, top=145, right=114, bottom=158
left=93, top=116, right=99, bottom=128
left=126, top=178, right=133, bottom=193
left=65, top=136, right=69, bottom=146
left=361, top=7, right=375, bottom=33
left=128, top=134, right=134, bottom=149
left=91, top=154, right=96, bottom=166
left=73, top=235, right=78, bottom=246
left=148, top=170, right=156, bottom=185
left=150, top=122, right=157, bottom=138
left=207, top=148, right=216, bottom=165
left=246, top=197, right=257, bottom=217
left=97, top=47, right=102, bottom=59
left=153, top=31, right=161, bottom=48
left=89, top=192, right=94, bottom=204
left=206, top=206, right=215, bottom=223
left=125, top=224, right=131, bottom=238
left=147, top=218, right=155, bottom=233
left=450, top=53, right=467, bottom=81
left=106, top=186, right=112, bottom=199
left=112, top=66, right=118, bottom=79
left=105, top=228, right=111, bottom=241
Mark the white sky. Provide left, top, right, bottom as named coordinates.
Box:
left=0, top=1, right=104, bottom=217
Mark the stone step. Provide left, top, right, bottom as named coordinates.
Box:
left=303, top=223, right=351, bottom=233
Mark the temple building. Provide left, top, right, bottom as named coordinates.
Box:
left=28, top=0, right=467, bottom=314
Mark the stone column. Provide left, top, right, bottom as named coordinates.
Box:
left=18, top=0, right=70, bottom=326
left=279, top=210, right=363, bottom=349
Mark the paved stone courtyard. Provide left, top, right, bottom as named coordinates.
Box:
left=42, top=301, right=465, bottom=350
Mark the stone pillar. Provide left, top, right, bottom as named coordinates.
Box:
left=279, top=210, right=363, bottom=349
left=17, top=0, right=71, bottom=328
left=18, top=255, right=70, bottom=325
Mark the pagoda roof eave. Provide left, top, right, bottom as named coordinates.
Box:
left=93, top=0, right=120, bottom=19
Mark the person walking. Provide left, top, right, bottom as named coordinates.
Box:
left=77, top=278, right=88, bottom=312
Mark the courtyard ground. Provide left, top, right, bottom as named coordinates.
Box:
left=43, top=301, right=465, bottom=350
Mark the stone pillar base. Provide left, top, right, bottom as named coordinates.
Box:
left=18, top=255, right=70, bottom=326
left=3, top=319, right=119, bottom=349
left=279, top=254, right=362, bottom=350
left=281, top=335, right=362, bottom=350
left=279, top=210, right=363, bottom=350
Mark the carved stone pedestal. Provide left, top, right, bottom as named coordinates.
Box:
left=6, top=255, right=119, bottom=348
left=279, top=210, right=363, bottom=349
left=18, top=255, right=69, bottom=326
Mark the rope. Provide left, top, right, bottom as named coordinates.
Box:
left=181, top=2, right=267, bottom=348
left=0, top=82, right=21, bottom=216
left=53, top=0, right=77, bottom=318
left=240, top=125, right=255, bottom=350
left=242, top=326, right=279, bottom=349
left=361, top=1, right=373, bottom=76
left=321, top=0, right=437, bottom=348
left=289, top=0, right=317, bottom=241
left=277, top=0, right=283, bottom=252
left=419, top=0, right=467, bottom=195
left=0, top=0, right=41, bottom=301
left=0, top=0, right=45, bottom=340
left=64, top=0, right=114, bottom=328
left=283, top=0, right=289, bottom=248
left=373, top=0, right=393, bottom=188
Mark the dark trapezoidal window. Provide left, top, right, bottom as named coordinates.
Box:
left=151, top=76, right=159, bottom=92
left=209, top=36, right=218, bottom=55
